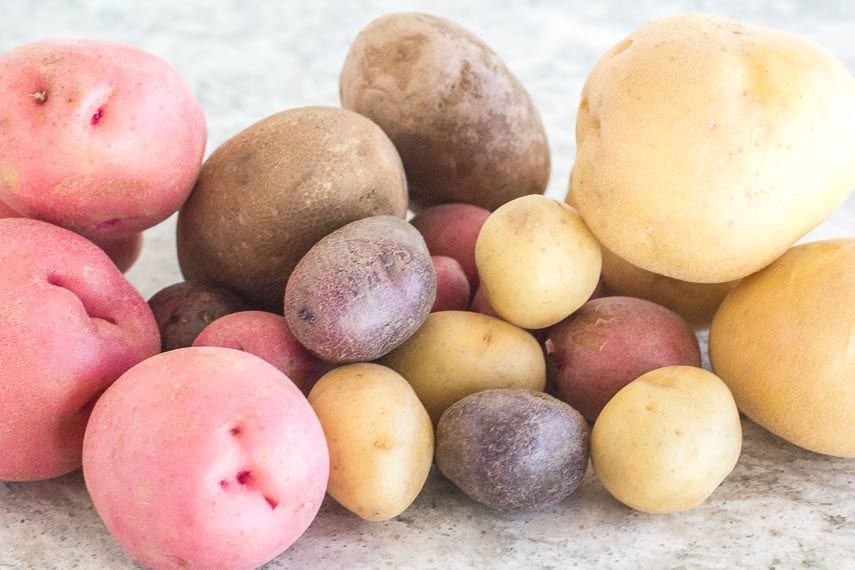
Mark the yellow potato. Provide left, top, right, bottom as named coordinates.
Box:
left=475, top=195, right=601, bottom=329
left=307, top=363, right=433, bottom=521
left=710, top=239, right=855, bottom=457
left=381, top=311, right=546, bottom=424
left=591, top=366, right=742, bottom=514
left=572, top=14, right=855, bottom=283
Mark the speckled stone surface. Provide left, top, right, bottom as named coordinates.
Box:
left=2, top=0, right=855, bottom=568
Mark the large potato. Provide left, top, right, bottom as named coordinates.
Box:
left=710, top=239, right=855, bottom=457
left=340, top=13, right=549, bottom=211
left=381, top=311, right=546, bottom=423
left=475, top=195, right=601, bottom=329
left=308, top=363, right=433, bottom=521
left=571, top=14, right=855, bottom=283
left=591, top=366, right=742, bottom=514
left=177, top=106, right=408, bottom=310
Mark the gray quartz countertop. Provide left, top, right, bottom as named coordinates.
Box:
left=1, top=1, right=854, bottom=568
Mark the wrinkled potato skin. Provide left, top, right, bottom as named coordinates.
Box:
left=710, top=239, right=855, bottom=457
left=381, top=311, right=546, bottom=424
left=591, top=366, right=742, bottom=514
left=308, top=363, right=433, bottom=521
left=340, top=13, right=549, bottom=211
left=475, top=196, right=601, bottom=329
left=571, top=14, right=855, bottom=283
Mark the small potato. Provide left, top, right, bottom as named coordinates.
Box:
left=436, top=389, right=589, bottom=511
left=148, top=281, right=249, bottom=351
left=381, top=311, right=545, bottom=424
left=411, top=203, right=490, bottom=291
left=545, top=297, right=701, bottom=422
left=308, top=363, right=433, bottom=521
left=431, top=256, right=470, bottom=312
left=284, top=215, right=435, bottom=363
left=591, top=366, right=742, bottom=514
left=475, top=195, right=601, bottom=329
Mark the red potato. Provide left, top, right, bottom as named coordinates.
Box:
left=411, top=203, right=490, bottom=291
left=193, top=311, right=334, bottom=395
left=431, top=256, right=470, bottom=312
left=545, top=296, right=701, bottom=422
left=83, top=347, right=328, bottom=570
left=0, top=218, right=159, bottom=481
left=0, top=39, right=206, bottom=240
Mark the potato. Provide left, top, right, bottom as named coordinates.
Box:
left=284, top=216, right=435, bottom=363
left=308, top=363, right=433, bottom=521
left=710, top=239, right=855, bottom=457
left=148, top=281, right=249, bottom=351
left=193, top=310, right=334, bottom=396
left=545, top=296, right=701, bottom=421
left=381, top=311, right=546, bottom=424
left=177, top=106, right=408, bottom=310
left=431, top=256, right=470, bottom=312
left=340, top=13, right=549, bottom=211
left=571, top=14, right=855, bottom=283
left=0, top=39, right=206, bottom=240
left=83, top=347, right=329, bottom=569
left=475, top=195, right=602, bottom=329
left=436, top=389, right=589, bottom=511
left=410, top=203, right=490, bottom=291
left=591, top=366, right=742, bottom=514
left=0, top=218, right=159, bottom=481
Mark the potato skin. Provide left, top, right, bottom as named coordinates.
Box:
left=545, top=296, right=701, bottom=421
left=475, top=195, right=602, bottom=329
left=340, top=13, right=549, bottom=211
left=710, top=239, right=855, bottom=457
left=571, top=14, right=855, bottom=283
left=436, top=389, right=589, bottom=511
left=308, top=363, right=433, bottom=521
left=381, top=311, right=546, bottom=424
left=177, top=106, right=408, bottom=311
left=431, top=255, right=470, bottom=312
left=591, top=366, right=742, bottom=514
left=284, top=216, right=435, bottom=363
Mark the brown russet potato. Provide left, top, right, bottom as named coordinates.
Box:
left=177, top=106, right=408, bottom=311
left=340, top=13, right=549, bottom=211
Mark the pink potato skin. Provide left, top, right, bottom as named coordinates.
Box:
left=431, top=256, right=470, bottom=312
left=0, top=218, right=159, bottom=481
left=0, top=39, right=206, bottom=240
left=193, top=311, right=334, bottom=395
left=544, top=296, right=701, bottom=422
left=410, top=203, right=490, bottom=292
left=83, top=347, right=329, bottom=570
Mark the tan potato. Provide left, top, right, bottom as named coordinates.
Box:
left=307, top=363, right=433, bottom=521
left=591, top=366, right=742, bottom=514
left=710, top=239, right=855, bottom=458
left=571, top=14, right=855, bottom=283
left=475, top=195, right=601, bottom=329
left=380, top=311, right=545, bottom=424
left=340, top=13, right=549, bottom=211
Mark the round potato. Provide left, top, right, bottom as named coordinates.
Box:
left=591, top=366, right=742, bottom=514
left=177, top=106, right=408, bottom=311
left=475, top=195, right=601, bottom=329
left=380, top=311, right=546, bottom=424
left=340, top=13, right=549, bottom=211
left=308, top=363, right=433, bottom=521
left=571, top=14, right=855, bottom=283
left=710, top=239, right=855, bottom=457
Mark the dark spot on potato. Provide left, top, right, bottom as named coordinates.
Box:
left=298, top=308, right=315, bottom=323
left=91, top=106, right=104, bottom=125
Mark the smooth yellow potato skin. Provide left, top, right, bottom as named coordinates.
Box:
left=710, top=239, right=855, bottom=458
left=572, top=14, right=855, bottom=283
left=592, top=366, right=742, bottom=514
left=475, top=195, right=601, bottom=329
left=308, top=363, right=434, bottom=521
left=380, top=311, right=546, bottom=424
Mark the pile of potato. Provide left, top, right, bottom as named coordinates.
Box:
left=1, top=10, right=855, bottom=570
